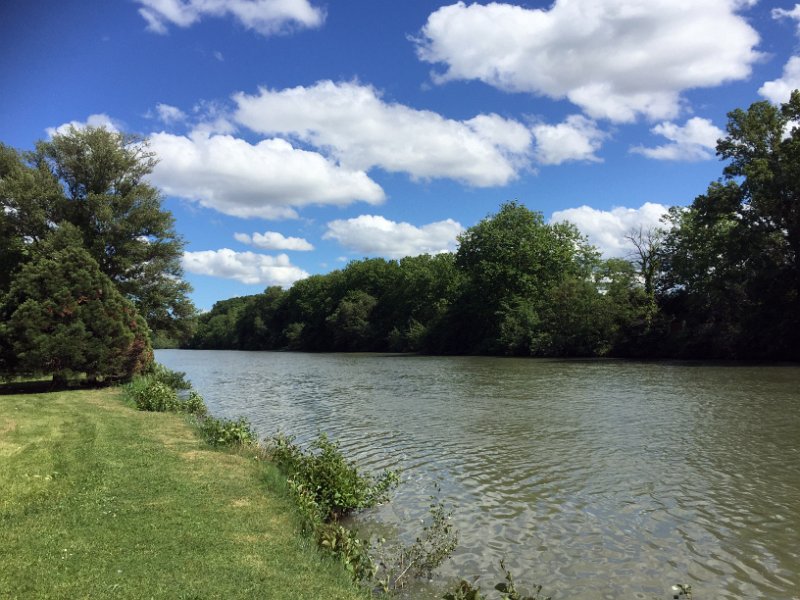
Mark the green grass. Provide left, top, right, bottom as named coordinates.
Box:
left=0, top=388, right=370, bottom=600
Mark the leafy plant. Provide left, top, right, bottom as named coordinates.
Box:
left=146, top=363, right=191, bottom=390
left=268, top=432, right=399, bottom=522
left=316, top=523, right=376, bottom=583
left=671, top=584, right=692, bottom=599
left=129, top=380, right=180, bottom=412
left=443, top=579, right=485, bottom=600
left=183, top=390, right=208, bottom=416
left=375, top=494, right=459, bottom=592
left=197, top=416, right=257, bottom=448
left=494, top=560, right=550, bottom=600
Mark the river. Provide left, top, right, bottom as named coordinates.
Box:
left=155, top=350, right=800, bottom=599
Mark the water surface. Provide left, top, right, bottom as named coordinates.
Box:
left=156, top=350, right=800, bottom=599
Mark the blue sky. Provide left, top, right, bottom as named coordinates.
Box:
left=2, top=0, right=800, bottom=310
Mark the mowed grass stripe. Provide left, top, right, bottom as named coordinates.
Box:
left=0, top=388, right=368, bottom=600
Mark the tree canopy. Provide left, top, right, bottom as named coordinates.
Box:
left=0, top=126, right=195, bottom=342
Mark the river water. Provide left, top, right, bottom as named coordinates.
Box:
left=155, top=350, right=800, bottom=599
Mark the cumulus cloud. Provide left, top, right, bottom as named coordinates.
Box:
left=757, top=6, right=800, bottom=104
left=323, top=215, right=464, bottom=259
left=631, top=117, right=723, bottom=161
left=148, top=130, right=384, bottom=219
left=550, top=203, right=670, bottom=257
left=759, top=56, right=800, bottom=105
left=182, top=249, right=309, bottom=286
left=532, top=115, right=606, bottom=165
left=234, top=231, right=314, bottom=251
left=415, top=0, right=761, bottom=122
left=233, top=80, right=532, bottom=186
left=46, top=113, right=120, bottom=137
left=155, top=103, right=187, bottom=124
left=136, top=0, right=325, bottom=36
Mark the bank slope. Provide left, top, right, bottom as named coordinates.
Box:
left=0, top=388, right=368, bottom=600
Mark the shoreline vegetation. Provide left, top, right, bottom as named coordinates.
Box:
left=0, top=385, right=370, bottom=600
left=2, top=370, right=698, bottom=600
left=0, top=369, right=567, bottom=600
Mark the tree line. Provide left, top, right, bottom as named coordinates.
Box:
left=2, top=92, right=798, bottom=384
left=188, top=93, right=800, bottom=361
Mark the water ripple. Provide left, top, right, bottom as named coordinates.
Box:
left=156, top=351, right=800, bottom=600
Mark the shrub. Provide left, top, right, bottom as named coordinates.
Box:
left=183, top=390, right=208, bottom=416
left=268, top=432, right=399, bottom=522
left=124, top=374, right=207, bottom=416
left=129, top=380, right=180, bottom=412
left=197, top=416, right=257, bottom=448
left=146, top=363, right=191, bottom=390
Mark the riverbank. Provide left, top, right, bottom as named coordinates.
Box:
left=0, top=387, right=369, bottom=600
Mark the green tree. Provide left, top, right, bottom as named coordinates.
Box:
left=1, top=127, right=195, bottom=342
left=451, top=201, right=599, bottom=354
left=0, top=144, right=63, bottom=291
left=0, top=230, right=153, bottom=383
left=188, top=296, right=256, bottom=350
left=658, top=92, right=800, bottom=358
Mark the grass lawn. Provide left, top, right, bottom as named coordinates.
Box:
left=0, top=388, right=369, bottom=600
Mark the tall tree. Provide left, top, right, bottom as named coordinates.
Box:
left=659, top=92, right=800, bottom=358
left=1, top=127, right=195, bottom=341
left=451, top=201, right=599, bottom=354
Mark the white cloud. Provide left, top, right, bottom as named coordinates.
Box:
left=182, top=248, right=309, bottom=286
left=532, top=115, right=605, bottom=165
left=631, top=117, right=723, bottom=161
left=148, top=130, right=384, bottom=219
left=550, top=203, right=670, bottom=257
left=773, top=4, right=800, bottom=32
left=234, top=231, right=314, bottom=251
left=155, top=103, right=187, bottom=124
left=323, top=215, right=464, bottom=259
left=759, top=56, right=800, bottom=104
left=46, top=113, right=120, bottom=137
left=136, top=0, right=325, bottom=36
left=233, top=80, right=533, bottom=186
left=415, top=0, right=761, bottom=122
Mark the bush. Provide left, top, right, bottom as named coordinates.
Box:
left=268, top=433, right=399, bottom=522
left=197, top=416, right=257, bottom=448
left=124, top=374, right=207, bottom=416
left=183, top=390, right=208, bottom=416
left=146, top=363, right=191, bottom=390
left=130, top=380, right=180, bottom=412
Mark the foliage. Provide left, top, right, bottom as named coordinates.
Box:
left=197, top=415, right=257, bottom=448
left=316, top=523, right=377, bottom=583
left=441, top=561, right=551, bottom=600
left=443, top=579, right=486, bottom=600
left=0, top=388, right=368, bottom=600
left=494, top=560, right=551, bottom=600
left=269, top=433, right=399, bottom=522
left=128, top=380, right=180, bottom=412
left=374, top=494, right=459, bottom=593
left=145, top=362, right=192, bottom=390
left=182, top=92, right=800, bottom=360
left=1, top=126, right=196, bottom=342
left=124, top=374, right=207, bottom=415
left=0, top=236, right=153, bottom=382
left=658, top=91, right=800, bottom=358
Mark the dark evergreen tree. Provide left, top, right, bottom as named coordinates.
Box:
left=0, top=229, right=153, bottom=383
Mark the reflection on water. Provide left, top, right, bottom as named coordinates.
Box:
left=156, top=350, right=800, bottom=599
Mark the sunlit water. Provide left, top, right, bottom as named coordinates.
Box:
left=156, top=350, right=800, bottom=599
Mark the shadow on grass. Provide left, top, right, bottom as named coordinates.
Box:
left=0, top=378, right=112, bottom=396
